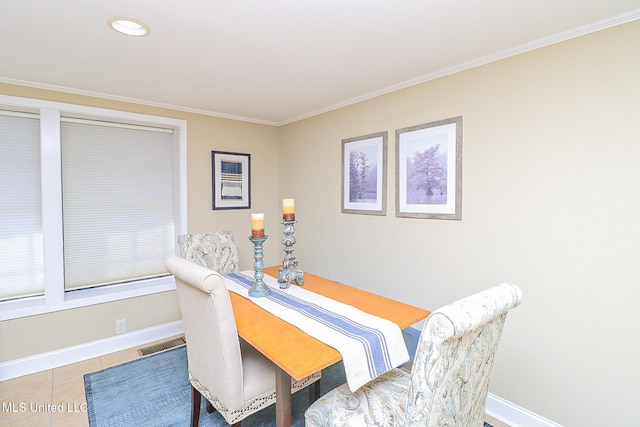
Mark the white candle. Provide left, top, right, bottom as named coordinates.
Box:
left=282, top=198, right=295, bottom=221
left=251, top=213, right=265, bottom=237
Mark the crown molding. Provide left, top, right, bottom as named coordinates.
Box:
left=2, top=9, right=638, bottom=127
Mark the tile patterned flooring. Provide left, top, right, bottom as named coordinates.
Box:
left=0, top=337, right=510, bottom=426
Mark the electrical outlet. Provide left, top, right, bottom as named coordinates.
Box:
left=116, top=318, right=127, bottom=335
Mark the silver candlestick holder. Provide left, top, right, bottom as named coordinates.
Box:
left=277, top=220, right=304, bottom=289
left=248, top=235, right=270, bottom=297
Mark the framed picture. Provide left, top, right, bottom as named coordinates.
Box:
left=341, top=131, right=387, bottom=215
left=211, top=151, right=251, bottom=210
left=396, top=116, right=462, bottom=220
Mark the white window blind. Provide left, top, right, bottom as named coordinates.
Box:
left=0, top=113, right=44, bottom=300
left=61, top=119, right=175, bottom=291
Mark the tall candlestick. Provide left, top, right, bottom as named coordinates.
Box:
left=251, top=213, right=264, bottom=238
left=277, top=218, right=304, bottom=289
left=282, top=198, right=295, bottom=221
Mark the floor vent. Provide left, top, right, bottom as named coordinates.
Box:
left=137, top=336, right=186, bottom=356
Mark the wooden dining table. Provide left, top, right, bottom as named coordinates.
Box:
left=228, top=266, right=431, bottom=427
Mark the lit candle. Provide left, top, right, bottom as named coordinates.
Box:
left=251, top=213, right=265, bottom=238
left=282, top=198, right=295, bottom=221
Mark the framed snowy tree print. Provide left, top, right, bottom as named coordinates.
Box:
left=396, top=116, right=462, bottom=220
left=341, top=131, right=387, bottom=215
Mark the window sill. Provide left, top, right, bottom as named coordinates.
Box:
left=0, top=276, right=176, bottom=321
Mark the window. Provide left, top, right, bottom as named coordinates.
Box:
left=0, top=112, right=43, bottom=300
left=0, top=95, right=187, bottom=320
left=61, top=120, right=175, bottom=291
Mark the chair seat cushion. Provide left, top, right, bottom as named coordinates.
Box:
left=305, top=368, right=410, bottom=427
left=240, top=340, right=283, bottom=399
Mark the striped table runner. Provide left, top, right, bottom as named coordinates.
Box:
left=223, top=271, right=409, bottom=392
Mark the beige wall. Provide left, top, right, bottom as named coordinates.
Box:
left=278, top=21, right=640, bottom=426
left=180, top=112, right=281, bottom=267
left=0, top=83, right=281, bottom=362
left=2, top=19, right=639, bottom=426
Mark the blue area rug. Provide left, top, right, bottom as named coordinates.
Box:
left=84, top=345, right=339, bottom=427
left=84, top=330, right=493, bottom=426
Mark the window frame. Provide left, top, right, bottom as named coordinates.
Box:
left=0, top=94, right=187, bottom=321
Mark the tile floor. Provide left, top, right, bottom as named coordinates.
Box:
left=0, top=337, right=510, bottom=427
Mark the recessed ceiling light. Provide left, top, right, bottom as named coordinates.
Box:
left=108, top=17, right=150, bottom=36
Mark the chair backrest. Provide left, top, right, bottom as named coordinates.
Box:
left=165, top=256, right=246, bottom=412
left=405, top=283, right=522, bottom=427
left=177, top=231, right=239, bottom=274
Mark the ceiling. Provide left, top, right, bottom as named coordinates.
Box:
left=1, top=1, right=639, bottom=125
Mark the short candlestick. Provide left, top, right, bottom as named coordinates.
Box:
left=248, top=235, right=270, bottom=297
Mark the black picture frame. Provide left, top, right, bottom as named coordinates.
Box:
left=211, top=151, right=251, bottom=210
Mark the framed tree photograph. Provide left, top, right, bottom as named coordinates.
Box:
left=396, top=116, right=462, bottom=220
left=342, top=131, right=387, bottom=215
left=211, top=151, right=251, bottom=210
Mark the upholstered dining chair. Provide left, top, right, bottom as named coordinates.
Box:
left=177, top=231, right=240, bottom=274
left=305, top=283, right=522, bottom=427
left=166, top=256, right=321, bottom=427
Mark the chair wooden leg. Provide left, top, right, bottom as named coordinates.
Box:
left=191, top=386, right=201, bottom=427
left=193, top=389, right=239, bottom=427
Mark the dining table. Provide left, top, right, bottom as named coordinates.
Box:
left=228, top=266, right=431, bottom=427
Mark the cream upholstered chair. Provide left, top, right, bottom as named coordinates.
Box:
left=177, top=231, right=240, bottom=274
left=305, top=283, right=522, bottom=427
left=167, top=256, right=321, bottom=426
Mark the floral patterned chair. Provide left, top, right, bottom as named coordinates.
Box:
left=305, top=283, right=522, bottom=427
left=177, top=231, right=240, bottom=274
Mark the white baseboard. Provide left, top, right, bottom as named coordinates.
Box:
left=0, top=320, right=184, bottom=381
left=486, top=393, right=564, bottom=427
